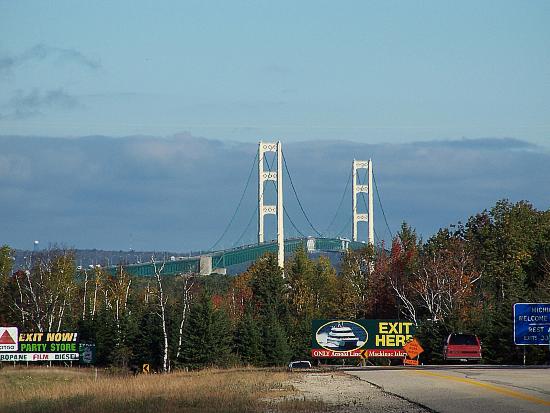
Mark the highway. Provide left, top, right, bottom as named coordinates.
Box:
left=346, top=366, right=550, bottom=413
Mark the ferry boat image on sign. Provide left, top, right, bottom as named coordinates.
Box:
left=316, top=321, right=367, bottom=351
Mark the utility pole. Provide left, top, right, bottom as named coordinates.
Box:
left=258, top=141, right=284, bottom=270
left=352, top=159, right=374, bottom=245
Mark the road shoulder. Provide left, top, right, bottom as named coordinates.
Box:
left=284, top=371, right=431, bottom=413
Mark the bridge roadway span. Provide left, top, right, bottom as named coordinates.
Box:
left=106, top=237, right=367, bottom=277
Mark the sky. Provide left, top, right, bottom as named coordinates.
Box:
left=1, top=1, right=549, bottom=143
left=0, top=1, right=549, bottom=251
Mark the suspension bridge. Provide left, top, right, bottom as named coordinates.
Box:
left=106, top=141, right=393, bottom=277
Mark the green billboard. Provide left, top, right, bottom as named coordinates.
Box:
left=311, top=319, right=416, bottom=358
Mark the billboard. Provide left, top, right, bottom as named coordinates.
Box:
left=0, top=330, right=80, bottom=362
left=311, top=319, right=415, bottom=358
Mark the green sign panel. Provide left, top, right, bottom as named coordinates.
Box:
left=79, top=343, right=96, bottom=364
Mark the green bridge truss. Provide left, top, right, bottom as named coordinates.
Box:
left=106, top=237, right=368, bottom=277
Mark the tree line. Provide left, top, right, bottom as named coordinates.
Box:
left=1, top=199, right=549, bottom=369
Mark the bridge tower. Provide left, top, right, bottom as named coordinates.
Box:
left=258, top=141, right=284, bottom=269
left=352, top=159, right=374, bottom=245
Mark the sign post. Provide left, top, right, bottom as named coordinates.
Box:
left=359, top=349, right=369, bottom=366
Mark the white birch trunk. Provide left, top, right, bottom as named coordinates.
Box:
left=176, top=274, right=194, bottom=359
left=92, top=277, right=99, bottom=320
left=82, top=270, right=89, bottom=320
left=152, top=258, right=168, bottom=372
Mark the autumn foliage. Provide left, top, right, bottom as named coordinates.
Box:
left=1, top=200, right=549, bottom=367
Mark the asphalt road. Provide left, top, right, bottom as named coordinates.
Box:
left=346, top=366, right=550, bottom=413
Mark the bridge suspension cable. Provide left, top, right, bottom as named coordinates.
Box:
left=335, top=215, right=351, bottom=239
left=232, top=148, right=307, bottom=246
left=281, top=151, right=323, bottom=237
left=373, top=227, right=382, bottom=246
left=324, top=169, right=352, bottom=236
left=356, top=167, right=392, bottom=245
left=283, top=206, right=306, bottom=238
left=209, top=143, right=391, bottom=256
left=208, top=151, right=258, bottom=251
left=373, top=169, right=393, bottom=239
left=230, top=148, right=278, bottom=249
left=233, top=206, right=258, bottom=247
left=263, top=151, right=306, bottom=238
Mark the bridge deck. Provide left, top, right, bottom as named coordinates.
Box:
left=105, top=237, right=368, bottom=277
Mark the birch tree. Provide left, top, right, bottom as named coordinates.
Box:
left=6, top=248, right=76, bottom=331
left=105, top=266, right=132, bottom=331
left=176, top=272, right=195, bottom=360
left=152, top=258, right=169, bottom=372
left=388, top=229, right=480, bottom=325
left=413, top=234, right=481, bottom=322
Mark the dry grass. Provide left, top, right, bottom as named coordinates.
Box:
left=0, top=366, right=325, bottom=413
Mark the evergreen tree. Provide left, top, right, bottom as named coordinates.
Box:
left=180, top=292, right=231, bottom=369
left=94, top=308, right=118, bottom=366
left=244, top=253, right=292, bottom=365
left=233, top=305, right=263, bottom=365
left=262, top=309, right=291, bottom=366
left=0, top=245, right=14, bottom=325
left=288, top=315, right=312, bottom=361
left=112, top=311, right=139, bottom=368
left=132, top=306, right=164, bottom=370
left=248, top=253, right=287, bottom=320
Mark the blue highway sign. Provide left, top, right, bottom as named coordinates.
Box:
left=513, top=303, right=550, bottom=345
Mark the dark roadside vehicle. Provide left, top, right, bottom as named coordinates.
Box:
left=288, top=360, right=312, bottom=371
left=443, top=333, right=482, bottom=363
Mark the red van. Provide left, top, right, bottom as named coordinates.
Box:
left=443, top=333, right=482, bottom=362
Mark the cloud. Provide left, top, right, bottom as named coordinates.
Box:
left=2, top=88, right=81, bottom=119
left=0, top=44, right=100, bottom=77
left=22, top=44, right=100, bottom=70
left=0, top=56, right=16, bottom=76
left=0, top=134, right=547, bottom=251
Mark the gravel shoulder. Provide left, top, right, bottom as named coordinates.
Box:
left=285, top=371, right=431, bottom=412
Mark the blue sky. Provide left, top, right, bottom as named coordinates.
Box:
left=0, top=2, right=549, bottom=251
left=1, top=1, right=549, bottom=143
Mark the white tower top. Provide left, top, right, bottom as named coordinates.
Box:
left=352, top=159, right=374, bottom=245
left=258, top=141, right=284, bottom=270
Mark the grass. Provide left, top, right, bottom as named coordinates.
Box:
left=0, top=366, right=326, bottom=413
